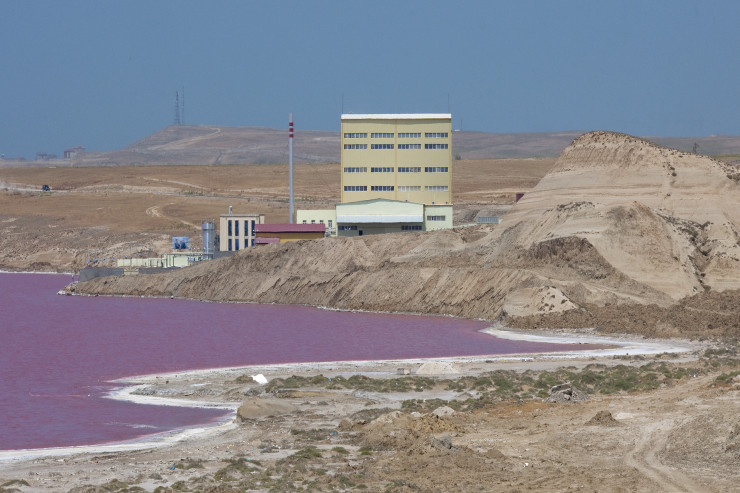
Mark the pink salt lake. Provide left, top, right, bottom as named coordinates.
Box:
left=0, top=272, right=596, bottom=451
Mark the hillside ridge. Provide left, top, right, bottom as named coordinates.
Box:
left=72, top=131, right=740, bottom=336
left=8, top=125, right=740, bottom=168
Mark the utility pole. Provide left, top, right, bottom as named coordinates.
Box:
left=289, top=113, right=294, bottom=223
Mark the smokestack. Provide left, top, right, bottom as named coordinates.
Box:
left=289, top=113, right=294, bottom=224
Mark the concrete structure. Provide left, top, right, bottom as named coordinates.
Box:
left=423, top=204, right=454, bottom=231
left=296, top=209, right=337, bottom=235
left=64, top=146, right=85, bottom=159
left=325, top=199, right=452, bottom=236
left=219, top=212, right=266, bottom=252
left=295, top=113, right=454, bottom=238
left=116, top=252, right=211, bottom=269
left=340, top=114, right=452, bottom=206
left=336, top=199, right=422, bottom=236
left=254, top=223, right=325, bottom=243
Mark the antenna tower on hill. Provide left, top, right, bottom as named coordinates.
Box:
left=174, top=91, right=181, bottom=125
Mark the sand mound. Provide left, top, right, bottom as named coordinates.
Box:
left=236, top=398, right=296, bottom=420
left=587, top=410, right=620, bottom=426
left=416, top=361, right=461, bottom=376
left=503, top=131, right=740, bottom=302
left=358, top=410, right=462, bottom=451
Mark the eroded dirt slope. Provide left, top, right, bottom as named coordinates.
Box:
left=74, top=132, right=740, bottom=334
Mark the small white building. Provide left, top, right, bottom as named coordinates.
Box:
left=297, top=199, right=453, bottom=237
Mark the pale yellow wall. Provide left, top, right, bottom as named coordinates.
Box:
left=423, top=205, right=454, bottom=231
left=296, top=209, right=337, bottom=236
left=117, top=257, right=162, bottom=268
left=219, top=213, right=266, bottom=251
left=340, top=115, right=452, bottom=205
left=162, top=253, right=190, bottom=268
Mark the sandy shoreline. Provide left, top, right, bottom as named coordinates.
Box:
left=1, top=326, right=735, bottom=492
left=0, top=326, right=693, bottom=464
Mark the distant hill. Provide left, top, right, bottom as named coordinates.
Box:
left=5, top=125, right=740, bottom=167
left=103, top=126, right=585, bottom=165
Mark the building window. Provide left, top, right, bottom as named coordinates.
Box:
left=424, top=167, right=449, bottom=173
left=344, top=185, right=368, bottom=191
left=398, top=144, right=421, bottom=149
left=234, top=221, right=239, bottom=236
left=425, top=132, right=449, bottom=138
left=344, top=132, right=367, bottom=138
left=344, top=144, right=367, bottom=149
left=398, top=167, right=421, bottom=173
left=343, top=167, right=367, bottom=173
left=398, top=186, right=421, bottom=191
left=402, top=225, right=423, bottom=231
left=251, top=239, right=255, bottom=246
left=370, top=167, right=394, bottom=173
left=427, top=215, right=446, bottom=221
left=328, top=220, right=332, bottom=229
left=228, top=239, right=232, bottom=250
left=302, top=220, right=307, bottom=224
left=235, top=239, right=240, bottom=250
left=398, top=132, right=421, bottom=138
left=425, top=185, right=449, bottom=191
left=371, top=185, right=394, bottom=191
left=339, top=225, right=357, bottom=231
left=371, top=132, right=394, bottom=138
left=228, top=220, right=232, bottom=236
left=251, top=220, right=255, bottom=234
left=371, top=144, right=394, bottom=149
left=425, top=143, right=449, bottom=149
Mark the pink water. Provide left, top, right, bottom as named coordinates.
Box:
left=1, top=272, right=595, bottom=451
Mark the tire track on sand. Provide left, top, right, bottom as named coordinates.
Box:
left=625, top=418, right=704, bottom=492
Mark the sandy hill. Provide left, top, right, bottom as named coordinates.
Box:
left=497, top=131, right=740, bottom=310
left=74, top=131, right=740, bottom=335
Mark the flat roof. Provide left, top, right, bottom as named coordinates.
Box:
left=255, top=223, right=325, bottom=233
left=341, top=113, right=451, bottom=120
left=255, top=237, right=280, bottom=244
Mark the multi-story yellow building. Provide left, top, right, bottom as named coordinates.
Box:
left=340, top=113, right=452, bottom=206
left=296, top=113, right=454, bottom=236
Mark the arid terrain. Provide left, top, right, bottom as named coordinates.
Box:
left=5, top=124, right=740, bottom=167
left=69, top=132, right=740, bottom=337
left=0, top=156, right=553, bottom=273
left=2, top=342, right=740, bottom=493
left=2, top=129, right=740, bottom=492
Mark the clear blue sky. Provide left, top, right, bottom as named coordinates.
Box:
left=2, top=1, right=739, bottom=158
